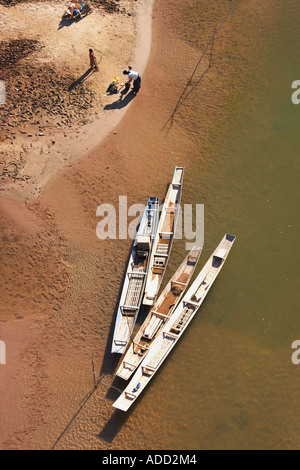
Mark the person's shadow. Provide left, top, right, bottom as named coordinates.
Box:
left=69, top=68, right=95, bottom=90
left=104, top=89, right=136, bottom=110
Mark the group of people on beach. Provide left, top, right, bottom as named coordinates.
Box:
left=69, top=2, right=82, bottom=19
left=66, top=2, right=142, bottom=96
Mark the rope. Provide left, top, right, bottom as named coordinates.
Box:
left=51, top=374, right=104, bottom=450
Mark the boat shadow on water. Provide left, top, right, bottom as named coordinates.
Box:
left=95, top=280, right=152, bottom=443
left=98, top=377, right=141, bottom=444
left=98, top=407, right=130, bottom=444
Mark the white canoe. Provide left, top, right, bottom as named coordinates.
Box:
left=116, top=245, right=202, bottom=380
left=113, top=233, right=236, bottom=410
left=111, top=197, right=160, bottom=354
left=143, top=166, right=184, bottom=306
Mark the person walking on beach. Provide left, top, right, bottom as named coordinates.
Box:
left=123, top=67, right=141, bottom=94
left=89, top=49, right=98, bottom=71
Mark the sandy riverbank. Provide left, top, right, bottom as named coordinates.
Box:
left=0, top=0, right=153, bottom=202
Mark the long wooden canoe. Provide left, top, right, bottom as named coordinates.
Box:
left=116, top=245, right=202, bottom=380
left=113, top=233, right=236, bottom=410
left=111, top=197, right=160, bottom=354
left=143, top=166, right=184, bottom=306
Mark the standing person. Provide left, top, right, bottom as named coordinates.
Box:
left=70, top=2, right=75, bottom=16
left=89, top=49, right=98, bottom=71
left=123, top=67, right=141, bottom=94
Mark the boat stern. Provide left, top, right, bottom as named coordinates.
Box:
left=111, top=339, right=128, bottom=355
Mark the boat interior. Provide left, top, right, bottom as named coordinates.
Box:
left=170, top=304, right=195, bottom=334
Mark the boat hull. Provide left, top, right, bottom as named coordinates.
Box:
left=113, top=233, right=236, bottom=410
left=111, top=197, right=159, bottom=354
left=143, top=166, right=184, bottom=306
left=116, top=246, right=202, bottom=379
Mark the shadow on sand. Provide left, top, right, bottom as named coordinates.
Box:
left=58, top=10, right=92, bottom=30
left=58, top=15, right=79, bottom=30
left=98, top=407, right=131, bottom=444
left=68, top=68, right=95, bottom=90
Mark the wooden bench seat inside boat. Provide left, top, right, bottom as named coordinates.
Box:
left=122, top=308, right=137, bottom=316
left=152, top=266, right=164, bottom=275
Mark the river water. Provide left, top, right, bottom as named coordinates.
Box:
left=54, top=0, right=300, bottom=450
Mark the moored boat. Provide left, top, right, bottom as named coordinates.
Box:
left=116, top=245, right=202, bottom=380
left=113, top=233, right=236, bottom=410
left=111, top=197, right=160, bottom=354
left=143, top=166, right=184, bottom=306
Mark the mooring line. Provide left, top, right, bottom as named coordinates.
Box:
left=50, top=368, right=122, bottom=450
